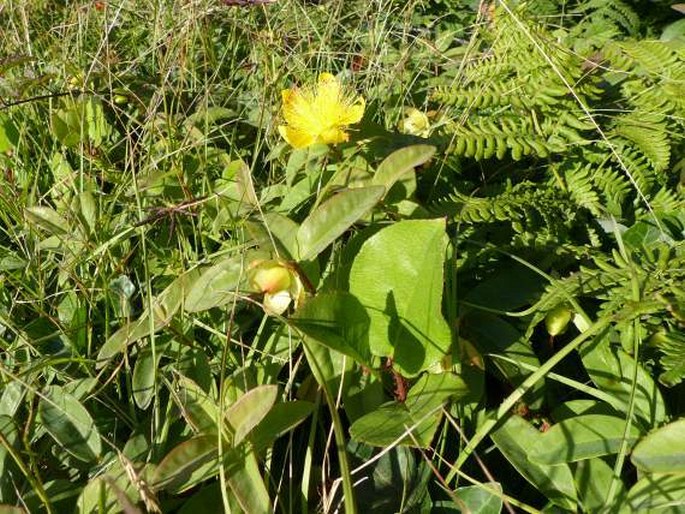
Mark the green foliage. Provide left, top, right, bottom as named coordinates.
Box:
left=1, top=0, right=685, bottom=513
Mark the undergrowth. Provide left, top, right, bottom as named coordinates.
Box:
left=0, top=1, right=684, bottom=513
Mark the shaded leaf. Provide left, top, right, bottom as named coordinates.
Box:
left=297, top=186, right=384, bottom=260
left=619, top=473, right=685, bottom=512
left=291, top=292, right=372, bottom=366
left=185, top=256, right=244, bottom=312
left=152, top=435, right=219, bottom=493
left=132, top=347, right=160, bottom=410
left=349, top=219, right=450, bottom=376
left=38, top=386, right=102, bottom=463
left=372, top=144, right=436, bottom=195
left=631, top=419, right=685, bottom=473
left=350, top=373, right=467, bottom=447
left=97, top=269, right=199, bottom=366
left=226, top=385, right=278, bottom=445
left=491, top=415, right=577, bottom=510
left=529, top=414, right=642, bottom=465
left=250, top=401, right=315, bottom=454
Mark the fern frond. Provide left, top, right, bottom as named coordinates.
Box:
left=611, top=112, right=670, bottom=171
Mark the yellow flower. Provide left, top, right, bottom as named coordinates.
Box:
left=278, top=73, right=365, bottom=149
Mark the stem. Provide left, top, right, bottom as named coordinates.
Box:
left=302, top=342, right=357, bottom=514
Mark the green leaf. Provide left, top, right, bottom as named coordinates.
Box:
left=491, top=415, right=577, bottom=510
left=296, top=186, right=384, bottom=261
left=38, top=386, right=102, bottom=463
left=579, top=335, right=666, bottom=425
left=291, top=292, right=372, bottom=366
left=250, top=401, right=315, bottom=454
left=351, top=445, right=431, bottom=513
left=575, top=457, right=624, bottom=512
left=152, top=435, right=219, bottom=493
left=132, top=346, right=160, bottom=410
left=463, top=264, right=544, bottom=312
left=97, top=269, right=199, bottom=366
left=529, top=414, right=642, bottom=465
left=619, top=473, right=685, bottom=512
left=452, top=483, right=503, bottom=514
left=350, top=373, right=467, bottom=447
left=225, top=444, right=271, bottom=514
left=172, top=375, right=220, bottom=435
left=226, top=385, right=278, bottom=446
left=372, top=144, right=436, bottom=195
left=0, top=116, right=19, bottom=153
left=77, top=477, right=128, bottom=514
left=349, top=219, right=450, bottom=376
left=185, top=255, right=243, bottom=312
left=0, top=416, right=19, bottom=501
left=24, top=206, right=70, bottom=236
left=631, top=419, right=685, bottom=473
left=257, top=212, right=301, bottom=259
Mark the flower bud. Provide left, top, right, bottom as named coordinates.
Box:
left=249, top=260, right=291, bottom=294
left=545, top=304, right=574, bottom=336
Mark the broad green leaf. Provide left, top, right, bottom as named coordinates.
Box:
left=529, top=414, right=642, bottom=465
left=173, top=375, right=220, bottom=435
left=623, top=220, right=672, bottom=249
left=349, top=403, right=415, bottom=447
left=0, top=416, right=18, bottom=502
left=632, top=419, right=685, bottom=473
left=38, top=386, right=102, bottom=462
left=24, top=206, right=69, bottom=236
left=74, top=191, right=97, bottom=237
left=575, top=457, right=624, bottom=512
left=350, top=373, right=467, bottom=447
left=185, top=255, right=243, bottom=312
left=291, top=292, right=372, bottom=366
left=579, top=335, right=666, bottom=425
left=351, top=445, right=432, bottom=513
left=0, top=116, right=19, bottom=153
left=225, top=385, right=278, bottom=445
left=76, top=459, right=147, bottom=514
left=619, top=473, right=685, bottom=513
left=348, top=219, right=450, bottom=376
left=296, top=186, right=384, bottom=261
left=491, top=415, right=577, bottom=510
left=452, top=483, right=503, bottom=514
left=77, top=477, right=130, bottom=514
left=302, top=334, right=355, bottom=405
left=250, top=401, right=315, bottom=454
left=257, top=212, right=300, bottom=258
left=551, top=399, right=619, bottom=422
left=0, top=382, right=24, bottom=417
left=372, top=144, right=436, bottom=195
left=226, top=443, right=271, bottom=514
left=97, top=269, right=199, bottom=366
left=132, top=346, right=160, bottom=410
left=152, top=435, right=219, bottom=493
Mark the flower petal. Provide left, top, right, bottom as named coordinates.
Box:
left=338, top=97, right=365, bottom=125
left=279, top=125, right=317, bottom=149
left=319, top=126, right=349, bottom=145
